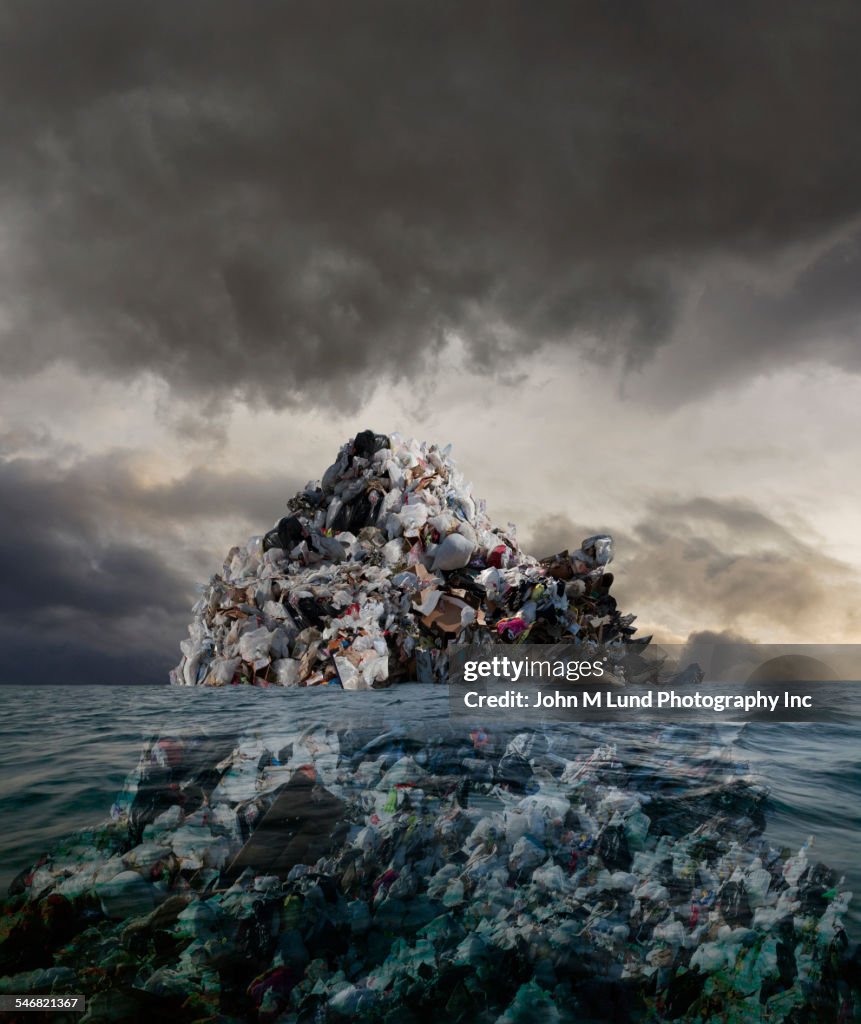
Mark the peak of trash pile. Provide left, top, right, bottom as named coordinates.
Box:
left=172, top=431, right=641, bottom=689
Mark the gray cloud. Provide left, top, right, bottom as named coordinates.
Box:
left=521, top=514, right=591, bottom=563
left=522, top=495, right=861, bottom=642
left=2, top=2, right=861, bottom=407
left=0, top=451, right=300, bottom=683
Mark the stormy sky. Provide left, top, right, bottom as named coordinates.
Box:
left=2, top=1, right=861, bottom=683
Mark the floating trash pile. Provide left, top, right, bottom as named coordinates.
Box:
left=1, top=720, right=856, bottom=1022
left=171, top=431, right=641, bottom=689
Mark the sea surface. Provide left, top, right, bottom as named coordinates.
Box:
left=1, top=684, right=858, bottom=942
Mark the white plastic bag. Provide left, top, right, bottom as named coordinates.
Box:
left=238, top=626, right=273, bottom=666
left=397, top=502, right=429, bottom=537
left=271, top=658, right=300, bottom=687
left=431, top=532, right=474, bottom=571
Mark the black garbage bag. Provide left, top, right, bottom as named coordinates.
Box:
left=598, top=824, right=632, bottom=871
left=497, top=750, right=533, bottom=792
left=263, top=515, right=309, bottom=553
left=225, top=770, right=347, bottom=879
left=352, top=429, right=377, bottom=459
left=347, top=491, right=376, bottom=531
left=719, top=879, right=753, bottom=927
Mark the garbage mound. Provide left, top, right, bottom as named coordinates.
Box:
left=2, top=722, right=855, bottom=1022
left=172, top=431, right=639, bottom=689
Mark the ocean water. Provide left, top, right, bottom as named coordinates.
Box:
left=0, top=684, right=858, bottom=942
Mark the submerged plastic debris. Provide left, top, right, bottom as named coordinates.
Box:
left=171, top=431, right=640, bottom=689
left=2, top=720, right=857, bottom=1022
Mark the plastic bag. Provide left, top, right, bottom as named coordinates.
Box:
left=431, top=532, right=474, bottom=572
left=238, top=626, right=273, bottom=666
left=271, top=658, right=300, bottom=687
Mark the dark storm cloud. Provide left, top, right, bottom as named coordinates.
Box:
left=0, top=452, right=299, bottom=683
left=111, top=463, right=303, bottom=529
left=2, top=1, right=861, bottom=405
left=698, top=232, right=861, bottom=372
left=633, top=228, right=861, bottom=400
left=524, top=496, right=861, bottom=640
left=0, top=459, right=188, bottom=684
